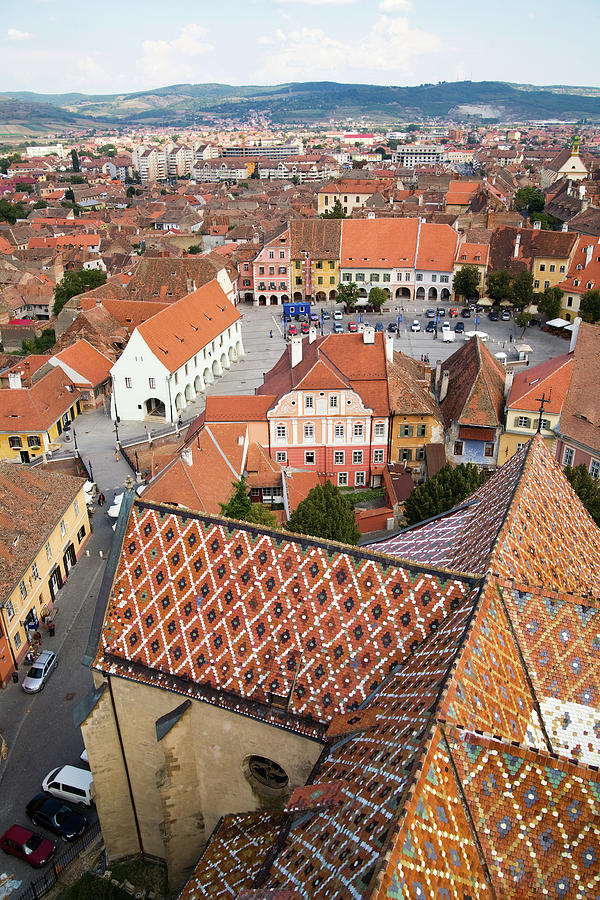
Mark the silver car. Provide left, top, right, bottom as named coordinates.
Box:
left=22, top=650, right=57, bottom=693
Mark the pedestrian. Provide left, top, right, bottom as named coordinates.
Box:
left=115, top=448, right=119, bottom=462
left=509, top=333, right=513, bottom=343
left=98, top=492, right=105, bottom=507
left=177, top=415, right=182, bottom=430
left=269, top=329, right=273, bottom=338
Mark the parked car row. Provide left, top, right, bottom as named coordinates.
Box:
left=0, top=765, right=94, bottom=869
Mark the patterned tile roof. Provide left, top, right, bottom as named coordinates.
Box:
left=94, top=501, right=477, bottom=729
left=439, top=335, right=506, bottom=429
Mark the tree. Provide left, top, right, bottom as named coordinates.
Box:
left=52, top=269, right=107, bottom=317
left=64, top=188, right=75, bottom=203
left=0, top=198, right=25, bottom=225
left=514, top=310, right=531, bottom=334
left=486, top=269, right=513, bottom=302
left=403, top=464, right=485, bottom=526
left=336, top=281, right=359, bottom=311
left=368, top=286, right=387, bottom=311
left=33, top=199, right=48, bottom=209
left=126, top=186, right=136, bottom=198
left=245, top=503, right=278, bottom=528
left=287, top=481, right=360, bottom=544
left=513, top=186, right=545, bottom=215
left=511, top=270, right=534, bottom=310
left=564, top=465, right=600, bottom=526
left=453, top=264, right=480, bottom=300
left=579, top=289, right=600, bottom=324
left=69, top=175, right=85, bottom=184
left=530, top=211, right=560, bottom=231
left=220, top=478, right=252, bottom=520
left=187, top=245, right=201, bottom=255
left=537, top=286, right=562, bottom=320
left=71, top=149, right=80, bottom=172
left=15, top=181, right=33, bottom=194
left=0, top=152, right=21, bottom=174
left=321, top=198, right=346, bottom=219
left=22, top=329, right=56, bottom=355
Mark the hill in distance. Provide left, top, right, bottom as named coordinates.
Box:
left=1, top=80, right=599, bottom=133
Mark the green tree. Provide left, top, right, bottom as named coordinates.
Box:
left=0, top=152, right=21, bottom=174
left=33, top=199, right=48, bottom=209
left=564, top=464, right=600, bottom=525
left=15, top=181, right=33, bottom=194
left=511, top=270, right=534, bottom=310
left=22, top=329, right=56, bottom=355
left=529, top=211, right=560, bottom=231
left=187, top=245, right=201, bottom=254
left=452, top=264, right=480, bottom=300
left=71, top=148, right=80, bottom=172
left=126, top=186, right=136, bottom=198
left=579, top=289, right=600, bottom=324
left=337, top=281, right=359, bottom=311
left=536, top=286, right=562, bottom=320
left=52, top=269, right=107, bottom=317
left=486, top=269, right=513, bottom=302
left=287, top=480, right=360, bottom=544
left=0, top=198, right=25, bottom=224
left=404, top=464, right=485, bottom=526
left=368, top=286, right=387, bottom=311
left=69, top=175, right=85, bottom=184
left=321, top=198, right=346, bottom=219
left=64, top=188, right=75, bottom=202
left=515, top=310, right=531, bottom=333
left=245, top=503, right=278, bottom=528
left=220, top=478, right=252, bottom=520
left=513, top=186, right=545, bottom=215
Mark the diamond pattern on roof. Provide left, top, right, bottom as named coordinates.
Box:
left=98, top=502, right=475, bottom=725
left=377, top=726, right=490, bottom=900
left=504, top=586, right=600, bottom=766
left=448, top=729, right=600, bottom=899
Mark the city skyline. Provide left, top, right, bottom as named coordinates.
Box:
left=1, top=0, right=599, bottom=96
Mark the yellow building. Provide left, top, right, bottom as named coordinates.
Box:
left=316, top=179, right=384, bottom=216
left=290, top=219, right=341, bottom=302
left=453, top=242, right=489, bottom=300
left=388, top=354, right=444, bottom=480
left=497, top=354, right=572, bottom=465
left=0, top=463, right=90, bottom=683
left=0, top=367, right=81, bottom=462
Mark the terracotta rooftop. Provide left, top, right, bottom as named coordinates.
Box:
left=0, top=366, right=80, bottom=434
left=340, top=218, right=419, bottom=268
left=489, top=225, right=577, bottom=274
left=557, top=321, right=600, bottom=454
left=289, top=219, right=341, bottom=259
left=507, top=351, right=572, bottom=414
left=51, top=339, right=113, bottom=388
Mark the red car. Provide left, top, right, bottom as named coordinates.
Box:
left=449, top=308, right=459, bottom=318
left=288, top=324, right=298, bottom=336
left=300, top=322, right=310, bottom=334
left=0, top=825, right=55, bottom=868
left=348, top=322, right=358, bottom=332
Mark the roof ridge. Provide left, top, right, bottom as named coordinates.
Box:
left=486, top=436, right=540, bottom=573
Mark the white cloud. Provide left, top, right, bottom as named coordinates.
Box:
left=379, top=0, right=411, bottom=9
left=7, top=28, right=35, bottom=40
left=253, top=13, right=443, bottom=84
left=136, top=24, right=214, bottom=87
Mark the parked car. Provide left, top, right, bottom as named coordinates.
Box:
left=26, top=795, right=87, bottom=842
left=309, top=313, right=319, bottom=323
left=41, top=765, right=95, bottom=807
left=0, top=825, right=55, bottom=868
left=411, top=319, right=421, bottom=332
left=425, top=321, right=435, bottom=333
left=455, top=321, right=465, bottom=334
left=374, top=321, right=383, bottom=332
left=288, top=324, right=298, bottom=337
left=441, top=321, right=451, bottom=332
left=528, top=316, right=540, bottom=327
left=449, top=308, right=459, bottom=318
left=348, top=322, right=358, bottom=332
left=322, top=311, right=331, bottom=320
left=22, top=650, right=57, bottom=694
left=333, top=310, right=343, bottom=320
left=300, top=322, right=310, bottom=334
left=387, top=322, right=398, bottom=333
left=426, top=308, right=436, bottom=318
left=436, top=307, right=445, bottom=318
left=488, top=310, right=499, bottom=321
left=461, top=308, right=471, bottom=318
left=333, top=322, right=343, bottom=334
left=501, top=310, right=511, bottom=321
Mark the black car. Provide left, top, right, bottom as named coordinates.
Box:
left=26, top=794, right=87, bottom=843
left=387, top=322, right=398, bottom=333
left=488, top=310, right=499, bottom=321
left=426, top=321, right=435, bottom=333
left=455, top=321, right=465, bottom=333
left=436, top=307, right=445, bottom=317
left=461, top=308, right=471, bottom=318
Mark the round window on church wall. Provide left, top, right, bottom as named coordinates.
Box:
left=243, top=754, right=289, bottom=800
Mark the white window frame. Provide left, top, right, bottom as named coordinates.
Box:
left=591, top=459, right=600, bottom=479
left=373, top=449, right=384, bottom=463
left=334, top=450, right=345, bottom=465
left=275, top=451, right=287, bottom=464
left=275, top=424, right=287, bottom=443
left=355, top=471, right=366, bottom=486
left=305, top=395, right=314, bottom=411
left=304, top=450, right=315, bottom=465
left=329, top=395, right=338, bottom=409
left=60, top=519, right=66, bottom=538
left=563, top=447, right=574, bottom=466
left=353, top=422, right=364, bottom=439
left=338, top=472, right=348, bottom=486
left=352, top=450, right=363, bottom=464
left=516, top=416, right=530, bottom=428
left=125, top=377, right=132, bottom=389
left=303, top=423, right=314, bottom=442
left=334, top=423, right=344, bottom=441
left=374, top=422, right=385, bottom=439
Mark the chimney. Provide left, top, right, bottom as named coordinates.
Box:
left=363, top=325, right=375, bottom=345
left=181, top=447, right=193, bottom=466
left=435, top=359, right=442, bottom=388
left=569, top=316, right=581, bottom=353
left=384, top=332, right=394, bottom=364
left=439, top=370, right=450, bottom=402
left=504, top=368, right=514, bottom=397
left=290, top=334, right=303, bottom=368
left=533, top=219, right=541, bottom=231
left=8, top=372, right=22, bottom=389
left=186, top=277, right=193, bottom=293
left=513, top=233, right=521, bottom=258
left=585, top=244, right=593, bottom=268
left=562, top=222, right=568, bottom=232
left=308, top=325, right=317, bottom=343
left=579, top=184, right=586, bottom=200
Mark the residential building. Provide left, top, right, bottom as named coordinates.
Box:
left=317, top=179, right=389, bottom=216
left=436, top=337, right=505, bottom=469
left=257, top=329, right=392, bottom=488
left=289, top=219, right=341, bottom=302
left=540, top=137, right=588, bottom=189
left=391, top=143, right=445, bottom=167
left=48, top=339, right=113, bottom=410
left=387, top=352, right=443, bottom=478
left=25, top=143, right=65, bottom=159
left=0, top=367, right=81, bottom=462
left=453, top=241, right=489, bottom=298
left=110, top=280, right=243, bottom=423
left=252, top=226, right=291, bottom=306
left=558, top=235, right=600, bottom=320
left=221, top=139, right=303, bottom=159
left=498, top=352, right=572, bottom=463
left=489, top=224, right=578, bottom=291
left=78, top=436, right=600, bottom=895
left=554, top=321, right=600, bottom=474
left=0, top=464, right=89, bottom=684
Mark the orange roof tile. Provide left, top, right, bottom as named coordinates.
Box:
left=52, top=339, right=113, bottom=388
left=340, top=218, right=419, bottom=268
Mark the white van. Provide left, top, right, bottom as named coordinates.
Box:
left=42, top=765, right=95, bottom=807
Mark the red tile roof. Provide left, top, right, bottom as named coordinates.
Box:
left=507, top=351, right=572, bottom=414
left=440, top=336, right=505, bottom=428
left=340, top=218, right=419, bottom=268
left=558, top=322, right=600, bottom=453
left=52, top=339, right=112, bottom=388
left=0, top=366, right=80, bottom=434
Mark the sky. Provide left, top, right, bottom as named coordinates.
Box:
left=2, top=0, right=599, bottom=96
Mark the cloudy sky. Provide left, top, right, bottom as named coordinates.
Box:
left=2, top=0, right=599, bottom=95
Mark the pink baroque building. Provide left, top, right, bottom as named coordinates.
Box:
left=252, top=225, right=291, bottom=306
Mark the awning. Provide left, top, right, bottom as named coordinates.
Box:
left=546, top=317, right=570, bottom=328
left=458, top=426, right=495, bottom=441
left=477, top=297, right=493, bottom=307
